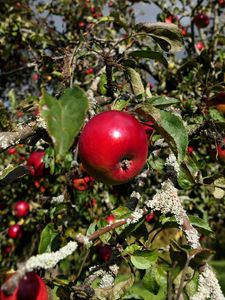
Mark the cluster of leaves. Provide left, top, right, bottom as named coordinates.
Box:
left=0, top=0, right=225, bottom=299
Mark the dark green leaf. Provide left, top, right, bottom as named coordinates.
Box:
left=40, top=87, right=88, bottom=158
left=148, top=96, right=179, bottom=108
left=129, top=50, right=168, bottom=68
left=135, top=22, right=183, bottom=53
left=38, top=223, right=59, bottom=254
left=131, top=250, right=158, bottom=269
left=136, top=104, right=188, bottom=162
left=189, top=215, right=213, bottom=234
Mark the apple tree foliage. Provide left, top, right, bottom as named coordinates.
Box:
left=0, top=0, right=225, bottom=299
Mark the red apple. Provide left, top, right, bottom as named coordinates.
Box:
left=217, top=138, right=225, bottom=162
left=145, top=212, right=155, bottom=223
left=196, top=41, right=205, bottom=51
left=73, top=176, right=94, bottom=191
left=208, top=92, right=225, bottom=113
left=8, top=224, right=23, bottom=239
left=0, top=272, right=48, bottom=300
left=106, top=215, right=115, bottom=224
left=193, top=13, right=209, bottom=28
left=85, top=67, right=94, bottom=75
left=218, top=0, right=225, bottom=7
left=27, top=151, right=45, bottom=176
left=165, top=15, right=178, bottom=24
left=7, top=148, right=16, bottom=155
left=13, top=201, right=30, bottom=217
left=78, top=110, right=148, bottom=185
left=97, top=245, right=112, bottom=262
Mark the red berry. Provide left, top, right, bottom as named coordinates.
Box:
left=106, top=215, right=115, bottom=224
left=90, top=7, right=95, bottom=14
left=8, top=224, right=23, bottom=239
left=165, top=15, right=177, bottom=24
left=7, top=148, right=16, bottom=155
left=78, top=111, right=148, bottom=185
left=27, top=151, right=46, bottom=177
left=0, top=272, right=48, bottom=300
left=217, top=138, right=225, bottom=162
left=13, top=201, right=30, bottom=217
left=218, top=0, right=225, bottom=7
left=188, top=146, right=194, bottom=154
left=91, top=198, right=97, bottom=206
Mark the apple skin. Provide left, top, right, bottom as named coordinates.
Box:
left=8, top=224, right=23, bottom=239
left=27, top=151, right=45, bottom=177
left=78, top=110, right=148, bottom=185
left=196, top=41, right=205, bottom=51
left=218, top=0, right=225, bottom=8
left=217, top=138, right=225, bottom=162
left=208, top=92, right=225, bottom=113
left=13, top=201, right=30, bottom=217
left=97, top=245, right=112, bottom=262
left=193, top=13, right=209, bottom=28
left=0, top=272, right=48, bottom=300
left=73, top=176, right=94, bottom=191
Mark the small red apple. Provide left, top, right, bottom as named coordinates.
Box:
left=196, top=41, right=205, bottom=51
left=85, top=67, right=94, bottom=75
left=78, top=21, right=85, bottom=28
left=8, top=224, right=23, bottom=239
left=7, top=148, right=16, bottom=155
left=145, top=212, right=155, bottom=223
left=78, top=110, right=148, bottom=185
left=13, top=201, right=30, bottom=218
left=193, top=13, right=209, bottom=28
left=165, top=15, right=178, bottom=24
left=0, top=272, right=48, bottom=300
left=27, top=151, right=45, bottom=176
left=217, top=138, right=225, bottom=162
left=188, top=146, right=194, bottom=154
left=218, top=0, right=225, bottom=7
left=73, top=176, right=94, bottom=191
left=106, top=215, right=115, bottom=224
left=97, top=245, right=112, bottom=262
left=208, top=92, right=225, bottom=114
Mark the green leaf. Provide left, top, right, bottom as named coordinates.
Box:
left=40, top=87, right=88, bottom=158
left=38, top=223, right=59, bottom=254
left=185, top=271, right=199, bottom=297
left=124, top=285, right=158, bottom=300
left=129, top=50, right=168, bottom=68
left=94, top=275, right=134, bottom=300
left=0, top=165, right=18, bottom=180
left=131, top=250, right=158, bottom=269
left=135, top=22, right=184, bottom=53
left=112, top=206, right=131, bottom=219
left=207, top=177, right=225, bottom=199
left=122, top=244, right=142, bottom=256
left=189, top=248, right=215, bottom=268
left=143, top=264, right=167, bottom=299
left=189, top=215, right=213, bottom=234
left=126, top=67, right=145, bottom=96
left=136, top=104, right=188, bottom=162
left=178, top=157, right=199, bottom=189
left=148, top=96, right=180, bottom=108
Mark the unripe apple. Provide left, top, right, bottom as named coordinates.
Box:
left=27, top=151, right=45, bottom=176
left=0, top=272, right=48, bottom=300
left=78, top=110, right=148, bottom=185
left=193, top=13, right=209, bottom=28
left=8, top=224, right=23, bottom=239
left=13, top=201, right=30, bottom=217
left=196, top=41, right=205, bottom=51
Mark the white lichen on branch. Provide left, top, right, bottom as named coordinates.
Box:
left=25, top=241, right=78, bottom=271
left=191, top=266, right=225, bottom=300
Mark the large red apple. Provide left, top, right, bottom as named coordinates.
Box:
left=27, top=151, right=45, bottom=176
left=0, top=272, right=48, bottom=300
left=78, top=110, right=148, bottom=185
